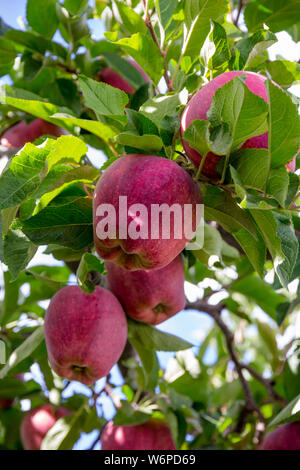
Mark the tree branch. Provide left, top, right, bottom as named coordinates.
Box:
left=234, top=0, right=247, bottom=27
left=184, top=298, right=288, bottom=443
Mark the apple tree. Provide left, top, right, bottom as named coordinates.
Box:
left=0, top=0, right=300, bottom=451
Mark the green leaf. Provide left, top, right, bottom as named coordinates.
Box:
left=285, top=172, right=299, bottom=208
left=19, top=164, right=97, bottom=220
left=0, top=341, right=5, bottom=364
left=233, top=228, right=266, bottom=278
left=41, top=406, right=86, bottom=450
left=155, top=0, right=178, bottom=29
left=230, top=275, right=286, bottom=320
left=232, top=148, right=269, bottom=191
left=257, top=320, right=280, bottom=365
left=0, top=143, right=49, bottom=210
left=102, top=52, right=148, bottom=90
left=126, top=108, right=160, bottom=136
left=250, top=210, right=298, bottom=287
left=21, top=195, right=93, bottom=251
left=266, top=79, right=300, bottom=168
left=90, top=39, right=121, bottom=57
left=207, top=76, right=268, bottom=152
left=113, top=1, right=147, bottom=35
left=283, top=344, right=300, bottom=401
left=0, top=17, right=12, bottom=36
left=46, top=135, right=87, bottom=170
left=116, top=133, right=163, bottom=153
left=25, top=269, right=67, bottom=291
left=269, top=394, right=300, bottom=428
left=245, top=0, right=300, bottom=33
left=56, top=5, right=89, bottom=43
left=78, top=75, right=128, bottom=124
left=183, top=0, right=229, bottom=56
left=4, top=29, right=67, bottom=59
left=232, top=30, right=277, bottom=69
left=264, top=60, right=300, bottom=89
left=0, top=377, right=41, bottom=398
left=76, top=253, right=105, bottom=293
left=128, top=336, right=159, bottom=391
left=184, top=119, right=232, bottom=157
left=63, top=0, right=89, bottom=15
left=127, top=318, right=193, bottom=352
left=0, top=326, right=44, bottom=379
left=0, top=38, right=18, bottom=67
left=140, top=92, right=187, bottom=126
left=201, top=21, right=230, bottom=71
left=0, top=136, right=88, bottom=212
left=26, top=0, right=59, bottom=39
left=0, top=85, right=75, bottom=132
left=52, top=113, right=117, bottom=142
left=203, top=185, right=258, bottom=237
left=40, top=78, right=81, bottom=115
left=108, top=32, right=164, bottom=85
left=201, top=223, right=224, bottom=259
left=3, top=229, right=37, bottom=280
left=266, top=167, right=289, bottom=207
left=113, top=401, right=151, bottom=426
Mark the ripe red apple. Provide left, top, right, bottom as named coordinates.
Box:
left=261, top=422, right=300, bottom=450
left=105, top=255, right=185, bottom=325
left=1, top=118, right=65, bottom=148
left=101, top=419, right=176, bottom=450
left=44, top=286, right=127, bottom=385
left=20, top=404, right=70, bottom=450
left=181, top=71, right=295, bottom=177
left=93, top=154, right=202, bottom=271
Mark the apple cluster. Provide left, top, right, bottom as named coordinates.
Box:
left=2, top=62, right=299, bottom=451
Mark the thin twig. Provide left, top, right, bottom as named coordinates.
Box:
left=241, top=363, right=287, bottom=407
left=143, top=0, right=172, bottom=91
left=234, top=0, right=246, bottom=27
left=104, top=382, right=121, bottom=409
left=185, top=299, right=277, bottom=443
left=90, top=433, right=101, bottom=450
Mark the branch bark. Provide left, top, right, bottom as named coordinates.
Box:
left=234, top=0, right=248, bottom=27
left=185, top=298, right=286, bottom=442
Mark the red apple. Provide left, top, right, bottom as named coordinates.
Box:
left=105, top=255, right=185, bottom=325
left=261, top=422, right=300, bottom=450
left=181, top=71, right=296, bottom=177
left=1, top=118, right=65, bottom=148
left=20, top=404, right=70, bottom=450
left=98, top=58, right=150, bottom=93
left=44, top=286, right=127, bottom=385
left=101, top=419, right=176, bottom=450
left=93, top=154, right=202, bottom=271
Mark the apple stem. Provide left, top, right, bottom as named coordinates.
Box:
left=219, top=150, right=231, bottom=184
left=194, top=153, right=208, bottom=182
